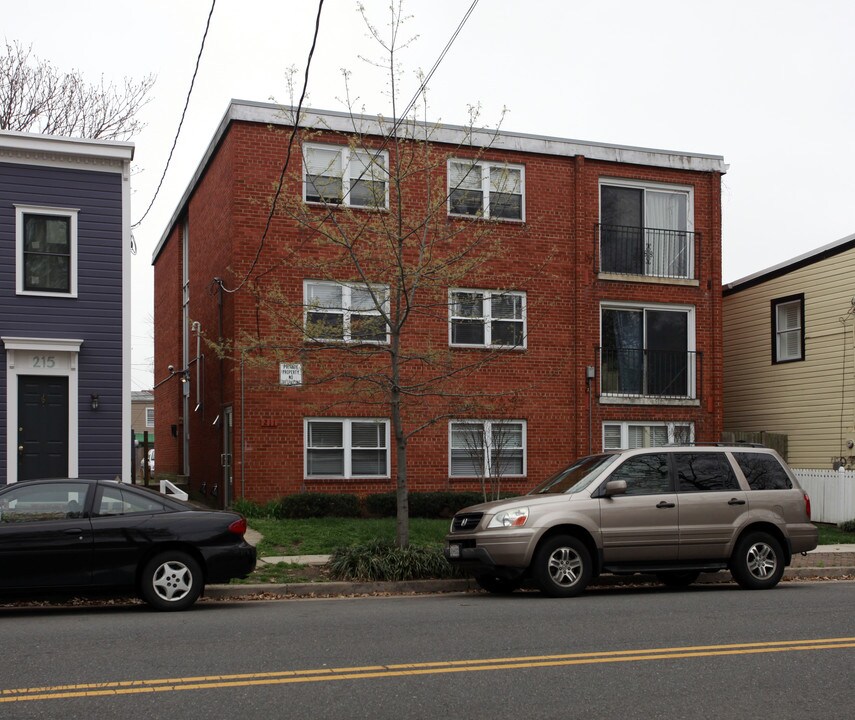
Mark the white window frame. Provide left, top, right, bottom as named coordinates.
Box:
left=447, top=159, right=525, bottom=221
left=15, top=205, right=79, bottom=297
left=603, top=421, right=695, bottom=450
left=598, top=178, right=695, bottom=280
left=449, top=289, right=527, bottom=349
left=304, top=418, right=390, bottom=479
left=600, top=301, right=697, bottom=399
left=145, top=407, right=155, bottom=428
left=449, top=420, right=527, bottom=478
left=302, top=143, right=389, bottom=209
left=303, top=280, right=390, bottom=344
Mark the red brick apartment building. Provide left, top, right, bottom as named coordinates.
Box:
left=152, top=100, right=727, bottom=506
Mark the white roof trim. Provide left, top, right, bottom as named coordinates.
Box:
left=0, top=129, right=134, bottom=162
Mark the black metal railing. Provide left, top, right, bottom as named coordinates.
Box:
left=597, top=224, right=697, bottom=280
left=598, top=347, right=700, bottom=399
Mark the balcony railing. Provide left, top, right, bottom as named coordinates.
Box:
left=597, top=224, right=697, bottom=280
left=598, top=347, right=700, bottom=400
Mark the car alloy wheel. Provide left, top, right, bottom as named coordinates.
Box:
left=730, top=532, right=785, bottom=590
left=140, top=551, right=203, bottom=611
left=532, top=535, right=592, bottom=598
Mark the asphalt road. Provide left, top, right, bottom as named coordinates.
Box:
left=2, top=581, right=854, bottom=719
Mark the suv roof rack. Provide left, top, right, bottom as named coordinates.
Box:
left=663, top=441, right=769, bottom=448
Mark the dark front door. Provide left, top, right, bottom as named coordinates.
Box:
left=18, top=376, right=69, bottom=481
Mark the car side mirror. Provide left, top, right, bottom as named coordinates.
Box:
left=603, top=479, right=627, bottom=497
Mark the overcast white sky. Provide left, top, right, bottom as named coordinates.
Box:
left=6, top=0, right=855, bottom=390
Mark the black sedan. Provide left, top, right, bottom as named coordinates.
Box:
left=0, top=478, right=256, bottom=610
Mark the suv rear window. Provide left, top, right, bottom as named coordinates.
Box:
left=733, top=452, right=793, bottom=490
left=674, top=452, right=739, bottom=492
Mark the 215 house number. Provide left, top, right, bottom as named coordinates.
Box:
left=32, top=355, right=56, bottom=368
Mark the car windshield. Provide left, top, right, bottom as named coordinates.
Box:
left=529, top=454, right=617, bottom=495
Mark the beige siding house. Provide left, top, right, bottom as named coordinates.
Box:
left=723, top=233, right=855, bottom=469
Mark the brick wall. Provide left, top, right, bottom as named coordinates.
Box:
left=154, top=119, right=724, bottom=504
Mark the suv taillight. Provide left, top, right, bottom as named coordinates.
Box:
left=804, top=493, right=812, bottom=520
left=228, top=517, right=247, bottom=536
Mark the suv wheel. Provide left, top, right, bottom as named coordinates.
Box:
left=475, top=574, right=522, bottom=594
left=730, top=532, right=785, bottom=590
left=532, top=535, right=591, bottom=598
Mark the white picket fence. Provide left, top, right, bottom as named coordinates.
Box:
left=793, top=469, right=855, bottom=524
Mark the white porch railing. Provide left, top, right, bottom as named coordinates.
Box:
left=160, top=479, right=189, bottom=501
left=793, top=469, right=855, bottom=524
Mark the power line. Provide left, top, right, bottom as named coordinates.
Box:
left=217, top=0, right=479, bottom=294
left=217, top=0, right=325, bottom=295
left=132, top=0, right=217, bottom=229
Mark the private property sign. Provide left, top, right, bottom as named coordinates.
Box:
left=279, top=362, right=303, bottom=387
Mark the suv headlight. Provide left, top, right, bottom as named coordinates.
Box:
left=487, top=506, right=529, bottom=528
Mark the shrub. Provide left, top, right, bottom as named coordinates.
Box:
left=363, top=491, right=495, bottom=518
left=329, top=539, right=462, bottom=581
left=229, top=497, right=265, bottom=518
left=271, top=492, right=361, bottom=519
left=839, top=519, right=855, bottom=533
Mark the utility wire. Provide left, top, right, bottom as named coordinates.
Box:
left=218, top=0, right=325, bottom=294
left=218, top=0, right=479, bottom=293
left=132, top=0, right=217, bottom=229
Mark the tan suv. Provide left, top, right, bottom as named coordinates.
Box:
left=445, top=445, right=818, bottom=597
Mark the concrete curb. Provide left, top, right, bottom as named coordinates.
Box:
left=205, top=566, right=855, bottom=600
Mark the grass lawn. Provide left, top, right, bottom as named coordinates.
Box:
left=249, top=517, right=450, bottom=557
left=816, top=523, right=855, bottom=545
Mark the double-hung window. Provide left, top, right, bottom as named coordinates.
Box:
left=599, top=181, right=693, bottom=279
left=305, top=418, right=389, bottom=478
left=449, top=289, right=526, bottom=348
left=772, top=294, right=804, bottom=363
left=145, top=407, right=155, bottom=428
left=304, top=281, right=389, bottom=343
left=600, top=303, right=696, bottom=399
left=448, top=160, right=524, bottom=220
left=449, top=420, right=526, bottom=477
left=16, top=205, right=78, bottom=296
left=303, top=143, right=388, bottom=208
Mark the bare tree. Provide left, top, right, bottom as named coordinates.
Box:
left=0, top=40, right=154, bottom=140
left=225, top=4, right=554, bottom=547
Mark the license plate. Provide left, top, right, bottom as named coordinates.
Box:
left=448, top=544, right=461, bottom=559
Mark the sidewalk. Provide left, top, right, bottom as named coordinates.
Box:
left=205, top=542, right=855, bottom=601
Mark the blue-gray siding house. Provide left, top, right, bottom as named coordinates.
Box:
left=0, top=130, right=134, bottom=484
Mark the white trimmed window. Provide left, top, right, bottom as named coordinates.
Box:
left=603, top=422, right=694, bottom=450
left=15, top=205, right=78, bottom=296
left=450, top=289, right=526, bottom=348
left=773, top=295, right=804, bottom=363
left=303, top=143, right=388, bottom=208
left=305, top=419, right=389, bottom=478
left=448, top=160, right=524, bottom=220
left=450, top=420, right=526, bottom=477
left=304, top=280, right=389, bottom=343
left=145, top=407, right=155, bottom=427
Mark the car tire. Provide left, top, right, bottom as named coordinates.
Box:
left=532, top=535, right=592, bottom=598
left=656, top=570, right=701, bottom=588
left=730, top=532, right=785, bottom=590
left=140, top=551, right=204, bottom=611
left=475, top=574, right=522, bottom=594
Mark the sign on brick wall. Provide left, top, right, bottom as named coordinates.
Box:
left=279, top=362, right=302, bottom=387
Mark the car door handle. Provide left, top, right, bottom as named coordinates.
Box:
left=728, top=498, right=746, bottom=505
left=656, top=501, right=676, bottom=509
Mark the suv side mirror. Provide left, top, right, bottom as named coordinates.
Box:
left=603, top=479, right=627, bottom=497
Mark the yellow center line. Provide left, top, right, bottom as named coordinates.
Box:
left=3, top=637, right=854, bottom=703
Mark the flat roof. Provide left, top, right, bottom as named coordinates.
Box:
left=0, top=128, right=134, bottom=162
left=153, top=99, right=728, bottom=262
